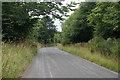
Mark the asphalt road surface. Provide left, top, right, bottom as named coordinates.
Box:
left=24, top=47, right=118, bottom=78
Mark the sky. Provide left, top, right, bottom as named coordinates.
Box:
left=55, top=0, right=85, bottom=32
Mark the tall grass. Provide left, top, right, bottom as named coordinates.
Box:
left=58, top=44, right=119, bottom=73
left=2, top=42, right=39, bottom=78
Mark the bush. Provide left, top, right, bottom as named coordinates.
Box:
left=88, top=37, right=120, bottom=58
left=90, top=47, right=95, bottom=53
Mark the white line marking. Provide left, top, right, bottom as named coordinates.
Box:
left=45, top=49, right=53, bottom=80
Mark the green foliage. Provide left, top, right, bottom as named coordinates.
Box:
left=36, top=16, right=57, bottom=44
left=90, top=47, right=95, bottom=53
left=87, top=2, right=120, bottom=39
left=62, top=2, right=120, bottom=45
left=62, top=2, right=96, bottom=45
left=62, top=2, right=120, bottom=59
left=2, top=2, right=74, bottom=43
left=88, top=37, right=120, bottom=58
left=54, top=32, right=62, bottom=43
left=2, top=2, right=37, bottom=41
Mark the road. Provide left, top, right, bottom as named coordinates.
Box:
left=24, top=47, right=118, bottom=78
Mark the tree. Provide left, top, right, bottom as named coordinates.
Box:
left=2, top=2, right=75, bottom=42
left=54, top=32, right=62, bottom=43
left=62, top=2, right=96, bottom=44
left=37, top=16, right=56, bottom=44
left=87, top=2, right=120, bottom=39
left=2, top=2, right=37, bottom=42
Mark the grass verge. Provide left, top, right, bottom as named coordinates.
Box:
left=2, top=42, right=40, bottom=78
left=57, top=44, right=119, bottom=73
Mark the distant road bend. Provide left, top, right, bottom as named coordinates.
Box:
left=24, top=47, right=118, bottom=78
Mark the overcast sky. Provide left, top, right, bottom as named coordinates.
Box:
left=55, top=0, right=85, bottom=32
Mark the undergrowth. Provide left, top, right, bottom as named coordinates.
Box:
left=2, top=42, right=39, bottom=78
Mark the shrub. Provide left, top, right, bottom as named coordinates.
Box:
left=90, top=47, right=95, bottom=53
left=88, top=37, right=120, bottom=58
